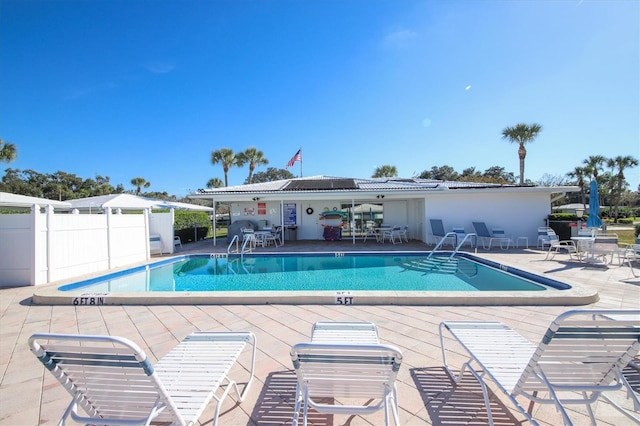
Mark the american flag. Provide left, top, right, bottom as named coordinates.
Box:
left=286, top=149, right=301, bottom=168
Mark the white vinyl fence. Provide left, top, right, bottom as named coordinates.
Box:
left=0, top=206, right=174, bottom=287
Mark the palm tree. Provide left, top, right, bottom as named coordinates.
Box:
left=0, top=138, right=17, bottom=162
left=211, top=148, right=238, bottom=187
left=130, top=177, right=150, bottom=195
left=206, top=178, right=223, bottom=189
left=372, top=165, right=398, bottom=178
left=607, top=155, right=639, bottom=222
left=236, top=147, right=268, bottom=184
left=567, top=166, right=588, bottom=210
left=583, top=155, right=607, bottom=180
left=501, top=123, right=542, bottom=185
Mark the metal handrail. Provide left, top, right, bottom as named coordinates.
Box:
left=227, top=235, right=239, bottom=254
left=241, top=235, right=254, bottom=255
left=427, top=232, right=458, bottom=259
left=449, top=233, right=477, bottom=259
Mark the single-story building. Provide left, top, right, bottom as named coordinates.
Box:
left=189, top=175, right=579, bottom=246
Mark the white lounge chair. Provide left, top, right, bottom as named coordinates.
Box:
left=595, top=312, right=640, bottom=416
left=472, top=222, right=511, bottom=249
left=439, top=309, right=640, bottom=426
left=310, top=321, right=380, bottom=344
left=290, top=342, right=403, bottom=426
left=29, top=331, right=257, bottom=426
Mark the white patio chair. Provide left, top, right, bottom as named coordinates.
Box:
left=290, top=342, right=403, bottom=426
left=544, top=232, right=578, bottom=261
left=363, top=225, right=380, bottom=242
left=619, top=236, right=640, bottom=277
left=241, top=228, right=256, bottom=249
left=29, top=331, right=257, bottom=426
left=262, top=229, right=279, bottom=247
left=310, top=321, right=380, bottom=344
left=173, top=235, right=182, bottom=250
left=439, top=309, right=640, bottom=426
left=398, top=225, right=409, bottom=242
left=149, top=234, right=164, bottom=255
left=381, top=225, right=403, bottom=244
left=537, top=226, right=553, bottom=249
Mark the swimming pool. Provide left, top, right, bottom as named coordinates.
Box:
left=33, top=252, right=597, bottom=306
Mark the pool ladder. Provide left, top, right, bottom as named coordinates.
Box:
left=400, top=257, right=478, bottom=278
left=227, top=234, right=254, bottom=259
left=427, top=232, right=477, bottom=260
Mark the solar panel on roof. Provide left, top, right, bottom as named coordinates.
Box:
left=283, top=179, right=357, bottom=191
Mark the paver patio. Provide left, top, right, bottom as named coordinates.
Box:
left=1, top=238, right=638, bottom=425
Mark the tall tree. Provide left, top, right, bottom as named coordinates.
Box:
left=207, top=178, right=223, bottom=188
left=567, top=166, right=588, bottom=209
left=417, top=165, right=459, bottom=181
left=583, top=155, right=607, bottom=180
left=0, top=138, right=17, bottom=162
left=372, top=165, right=398, bottom=178
left=130, top=177, right=150, bottom=195
left=249, top=167, right=295, bottom=184
left=483, top=166, right=516, bottom=184
left=236, top=147, right=268, bottom=184
left=501, top=123, right=542, bottom=185
left=211, top=148, right=238, bottom=187
left=607, top=155, right=639, bottom=221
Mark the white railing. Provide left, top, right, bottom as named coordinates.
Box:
left=427, top=232, right=458, bottom=259
left=449, top=233, right=477, bottom=259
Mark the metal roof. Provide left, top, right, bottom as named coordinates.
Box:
left=188, top=175, right=581, bottom=203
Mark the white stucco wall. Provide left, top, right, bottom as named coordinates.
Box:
left=228, top=191, right=553, bottom=245
left=424, top=191, right=551, bottom=244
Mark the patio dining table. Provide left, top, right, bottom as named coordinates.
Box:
left=375, top=227, right=392, bottom=243
left=571, top=236, right=599, bottom=263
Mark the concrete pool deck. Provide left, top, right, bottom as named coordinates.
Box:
left=1, top=238, right=639, bottom=425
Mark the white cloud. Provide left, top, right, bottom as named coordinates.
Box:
left=382, top=28, right=418, bottom=49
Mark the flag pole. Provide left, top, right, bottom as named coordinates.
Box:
left=299, top=146, right=303, bottom=177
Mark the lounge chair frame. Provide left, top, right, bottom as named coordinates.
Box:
left=29, top=331, right=256, bottom=426
left=310, top=321, right=380, bottom=344
left=290, top=342, right=402, bottom=426
left=439, top=309, right=640, bottom=426
left=472, top=221, right=511, bottom=250
left=429, top=219, right=456, bottom=247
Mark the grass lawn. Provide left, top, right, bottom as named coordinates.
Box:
left=614, top=228, right=637, bottom=245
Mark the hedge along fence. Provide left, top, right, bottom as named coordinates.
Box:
left=174, top=211, right=212, bottom=242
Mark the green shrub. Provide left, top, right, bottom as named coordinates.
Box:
left=548, top=213, right=581, bottom=221
left=174, top=211, right=212, bottom=233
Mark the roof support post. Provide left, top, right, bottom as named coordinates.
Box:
left=351, top=199, right=356, bottom=245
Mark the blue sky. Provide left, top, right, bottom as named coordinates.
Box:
left=1, top=0, right=638, bottom=197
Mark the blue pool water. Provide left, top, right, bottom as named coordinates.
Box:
left=59, top=253, right=571, bottom=293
